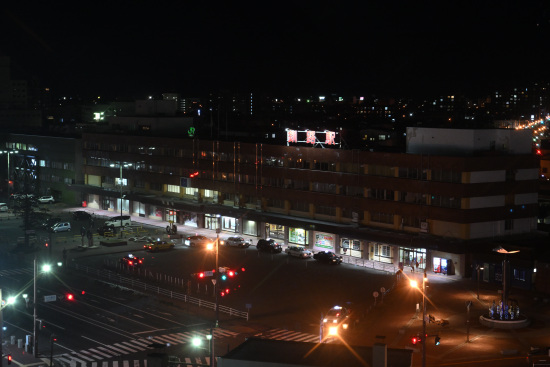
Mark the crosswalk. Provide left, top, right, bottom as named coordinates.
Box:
left=54, top=328, right=237, bottom=366
left=254, top=328, right=321, bottom=343
left=61, top=358, right=211, bottom=367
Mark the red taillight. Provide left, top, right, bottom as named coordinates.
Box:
left=128, top=261, right=133, bottom=266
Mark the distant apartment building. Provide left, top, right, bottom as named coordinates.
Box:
left=72, top=127, right=538, bottom=277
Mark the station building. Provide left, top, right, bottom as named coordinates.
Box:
left=69, top=127, right=538, bottom=278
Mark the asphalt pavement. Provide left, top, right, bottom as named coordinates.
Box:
left=2, top=204, right=550, bottom=366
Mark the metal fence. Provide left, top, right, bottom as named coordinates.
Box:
left=71, top=263, right=249, bottom=320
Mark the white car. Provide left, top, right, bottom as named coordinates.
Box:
left=50, top=222, right=71, bottom=233
left=185, top=235, right=213, bottom=247
left=224, top=236, right=251, bottom=248
left=285, top=245, right=313, bottom=258
left=38, top=195, right=55, bottom=204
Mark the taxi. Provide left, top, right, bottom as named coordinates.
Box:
left=143, top=240, right=175, bottom=252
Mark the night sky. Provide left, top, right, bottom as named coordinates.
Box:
left=2, top=2, right=550, bottom=99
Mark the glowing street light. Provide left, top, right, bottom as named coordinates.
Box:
left=34, top=259, right=52, bottom=357
left=411, top=272, right=428, bottom=367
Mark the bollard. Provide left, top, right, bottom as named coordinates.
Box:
left=18, top=339, right=23, bottom=348
left=11, top=335, right=15, bottom=344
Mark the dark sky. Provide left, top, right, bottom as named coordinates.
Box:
left=2, top=2, right=550, bottom=99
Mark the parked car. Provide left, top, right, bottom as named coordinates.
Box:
left=104, top=215, right=131, bottom=227
left=50, top=222, right=71, bottom=233
left=323, top=305, right=353, bottom=331
left=38, top=195, right=55, bottom=204
left=285, top=245, right=313, bottom=258
left=97, top=224, right=116, bottom=236
left=224, top=236, right=251, bottom=248
left=120, top=254, right=143, bottom=267
left=185, top=235, right=213, bottom=247
left=313, top=251, right=343, bottom=264
left=144, top=240, right=175, bottom=252
left=73, top=211, right=92, bottom=221
left=256, top=238, right=283, bottom=253
left=0, top=203, right=8, bottom=212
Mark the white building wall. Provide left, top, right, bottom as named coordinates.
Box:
left=469, top=170, right=505, bottom=183
left=515, top=193, right=538, bottom=205
left=516, top=168, right=539, bottom=180
left=469, top=196, right=505, bottom=209
left=406, top=127, right=532, bottom=155
left=469, top=221, right=504, bottom=239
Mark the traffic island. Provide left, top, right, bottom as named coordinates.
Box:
left=479, top=315, right=531, bottom=329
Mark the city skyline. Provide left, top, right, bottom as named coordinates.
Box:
left=2, top=2, right=550, bottom=99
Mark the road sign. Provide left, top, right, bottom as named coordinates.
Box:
left=44, top=295, right=57, bottom=302
left=204, top=270, right=214, bottom=277
left=211, top=279, right=217, bottom=285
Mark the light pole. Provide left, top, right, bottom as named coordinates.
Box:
left=1, top=150, right=18, bottom=204
left=411, top=271, right=428, bottom=367
left=476, top=265, right=484, bottom=300
left=110, top=162, right=131, bottom=238
left=34, top=259, right=51, bottom=357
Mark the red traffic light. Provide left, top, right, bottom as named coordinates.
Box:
left=411, top=336, right=418, bottom=345
left=199, top=272, right=205, bottom=278
left=45, top=243, right=49, bottom=247
left=228, top=270, right=235, bottom=277
left=7, top=354, right=12, bottom=364
left=241, top=267, right=246, bottom=272
left=66, top=294, right=75, bottom=301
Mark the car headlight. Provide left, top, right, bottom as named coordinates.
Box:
left=323, top=318, right=328, bottom=323
left=343, top=323, right=349, bottom=329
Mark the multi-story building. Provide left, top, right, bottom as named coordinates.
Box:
left=72, top=127, right=538, bottom=278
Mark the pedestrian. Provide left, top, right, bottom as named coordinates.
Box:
left=415, top=261, right=419, bottom=271
left=410, top=264, right=415, bottom=272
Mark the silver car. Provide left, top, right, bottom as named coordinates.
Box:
left=285, top=245, right=313, bottom=258
left=224, top=236, right=251, bottom=248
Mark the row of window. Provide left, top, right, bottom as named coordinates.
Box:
left=84, top=145, right=465, bottom=183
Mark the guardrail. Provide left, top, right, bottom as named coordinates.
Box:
left=71, top=263, right=249, bottom=320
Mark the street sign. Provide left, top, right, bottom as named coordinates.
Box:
left=211, top=279, right=217, bottom=285
left=204, top=271, right=214, bottom=277
left=44, top=295, right=57, bottom=302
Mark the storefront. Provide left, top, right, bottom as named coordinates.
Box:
left=340, top=238, right=362, bottom=258
left=266, top=223, right=285, bottom=240
left=289, top=227, right=308, bottom=246
left=85, top=194, right=101, bottom=210
left=221, top=216, right=238, bottom=233
left=205, top=214, right=221, bottom=231
left=399, top=247, right=426, bottom=271
left=242, top=219, right=258, bottom=237
left=133, top=201, right=145, bottom=217
left=313, top=232, right=336, bottom=252
left=370, top=242, right=394, bottom=264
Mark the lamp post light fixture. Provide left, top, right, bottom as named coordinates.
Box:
left=34, top=259, right=52, bottom=357
left=476, top=265, right=484, bottom=300
left=411, top=271, right=428, bottom=367
left=110, top=162, right=132, bottom=238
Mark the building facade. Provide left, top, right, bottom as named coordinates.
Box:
left=72, top=128, right=539, bottom=278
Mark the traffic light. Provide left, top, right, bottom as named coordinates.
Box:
left=221, top=274, right=227, bottom=281
left=435, top=336, right=441, bottom=345
left=45, top=242, right=49, bottom=248
left=411, top=336, right=419, bottom=345
left=7, top=354, right=11, bottom=364
left=66, top=293, right=75, bottom=301
left=198, top=272, right=205, bottom=279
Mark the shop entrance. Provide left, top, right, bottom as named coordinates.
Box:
left=400, top=247, right=426, bottom=271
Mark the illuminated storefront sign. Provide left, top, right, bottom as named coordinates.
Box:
left=286, top=129, right=339, bottom=148
left=289, top=227, right=307, bottom=245
left=314, top=232, right=335, bottom=250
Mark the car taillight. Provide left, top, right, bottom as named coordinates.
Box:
left=128, top=261, right=133, bottom=266
left=139, top=259, right=143, bottom=264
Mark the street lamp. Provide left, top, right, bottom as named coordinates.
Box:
left=34, top=259, right=51, bottom=357
left=110, top=162, right=132, bottom=238
left=0, top=150, right=19, bottom=204
left=476, top=265, right=484, bottom=300
left=0, top=288, right=16, bottom=367
left=411, top=271, right=428, bottom=367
